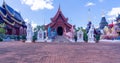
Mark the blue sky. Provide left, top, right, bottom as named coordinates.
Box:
left=0, top=0, right=120, bottom=28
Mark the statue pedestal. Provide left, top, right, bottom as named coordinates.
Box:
left=70, top=39, right=75, bottom=42
left=88, top=38, right=95, bottom=43
left=36, top=39, right=44, bottom=42
left=77, top=40, right=84, bottom=42
left=26, top=40, right=32, bottom=43
left=47, top=39, right=52, bottom=42
left=45, top=37, right=52, bottom=42
left=88, top=41, right=95, bottom=43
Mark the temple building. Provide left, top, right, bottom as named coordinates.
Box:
left=116, top=14, right=120, bottom=34
left=0, top=1, right=27, bottom=35
left=116, top=14, right=120, bottom=27
left=99, top=15, right=108, bottom=30
left=45, top=6, right=72, bottom=36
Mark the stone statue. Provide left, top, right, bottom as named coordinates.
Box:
left=87, top=25, right=95, bottom=43
left=47, top=26, right=51, bottom=39
left=77, top=28, right=84, bottom=42
left=47, top=26, right=52, bottom=42
left=70, top=25, right=75, bottom=42
left=26, top=22, right=33, bottom=43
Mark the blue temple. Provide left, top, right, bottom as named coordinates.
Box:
left=0, top=1, right=27, bottom=35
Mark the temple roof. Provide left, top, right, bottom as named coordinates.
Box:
left=0, top=7, right=7, bottom=16
left=116, top=14, right=120, bottom=21
left=4, top=4, right=24, bottom=22
left=46, top=6, right=72, bottom=30
left=51, top=6, right=68, bottom=22
left=2, top=2, right=24, bottom=23
left=100, top=17, right=108, bottom=24
left=0, top=15, right=4, bottom=23
left=0, top=1, right=26, bottom=27
left=99, top=16, right=108, bottom=29
left=6, top=15, right=14, bottom=23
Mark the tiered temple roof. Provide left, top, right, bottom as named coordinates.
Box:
left=99, top=16, right=108, bottom=29
left=116, top=14, right=120, bottom=27
left=0, top=1, right=26, bottom=27
left=46, top=6, right=72, bottom=32
left=0, top=1, right=26, bottom=35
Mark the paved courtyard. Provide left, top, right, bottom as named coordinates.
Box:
left=0, top=42, right=120, bottom=63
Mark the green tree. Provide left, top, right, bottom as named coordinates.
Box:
left=34, top=25, right=45, bottom=32
left=0, top=28, right=6, bottom=34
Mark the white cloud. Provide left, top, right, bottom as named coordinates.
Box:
left=107, top=7, right=120, bottom=16
left=24, top=18, right=29, bottom=23
left=85, top=2, right=95, bottom=7
left=24, top=18, right=37, bottom=29
left=21, top=0, right=54, bottom=11
left=107, top=7, right=120, bottom=21
left=31, top=22, right=37, bottom=29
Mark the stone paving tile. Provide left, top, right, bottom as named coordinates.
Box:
left=0, top=42, right=120, bottom=63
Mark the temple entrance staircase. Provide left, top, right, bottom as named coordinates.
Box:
left=53, top=36, right=71, bottom=42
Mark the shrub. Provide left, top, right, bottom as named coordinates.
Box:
left=0, top=37, right=3, bottom=42
left=17, top=35, right=20, bottom=41
left=0, top=28, right=6, bottom=34
left=95, top=35, right=100, bottom=43
left=22, top=35, right=26, bottom=40
left=83, top=32, right=88, bottom=42
left=32, top=32, right=37, bottom=42
left=32, top=35, right=37, bottom=42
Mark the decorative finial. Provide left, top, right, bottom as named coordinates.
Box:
left=102, top=10, right=105, bottom=17
left=3, top=0, right=5, bottom=5
left=58, top=4, right=61, bottom=11
left=88, top=8, right=91, bottom=22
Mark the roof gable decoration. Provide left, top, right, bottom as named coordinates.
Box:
left=51, top=6, right=68, bottom=22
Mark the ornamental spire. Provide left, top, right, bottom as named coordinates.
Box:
left=102, top=10, right=105, bottom=17
left=88, top=8, right=91, bottom=22
left=3, top=0, right=6, bottom=5
left=58, top=4, right=61, bottom=11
